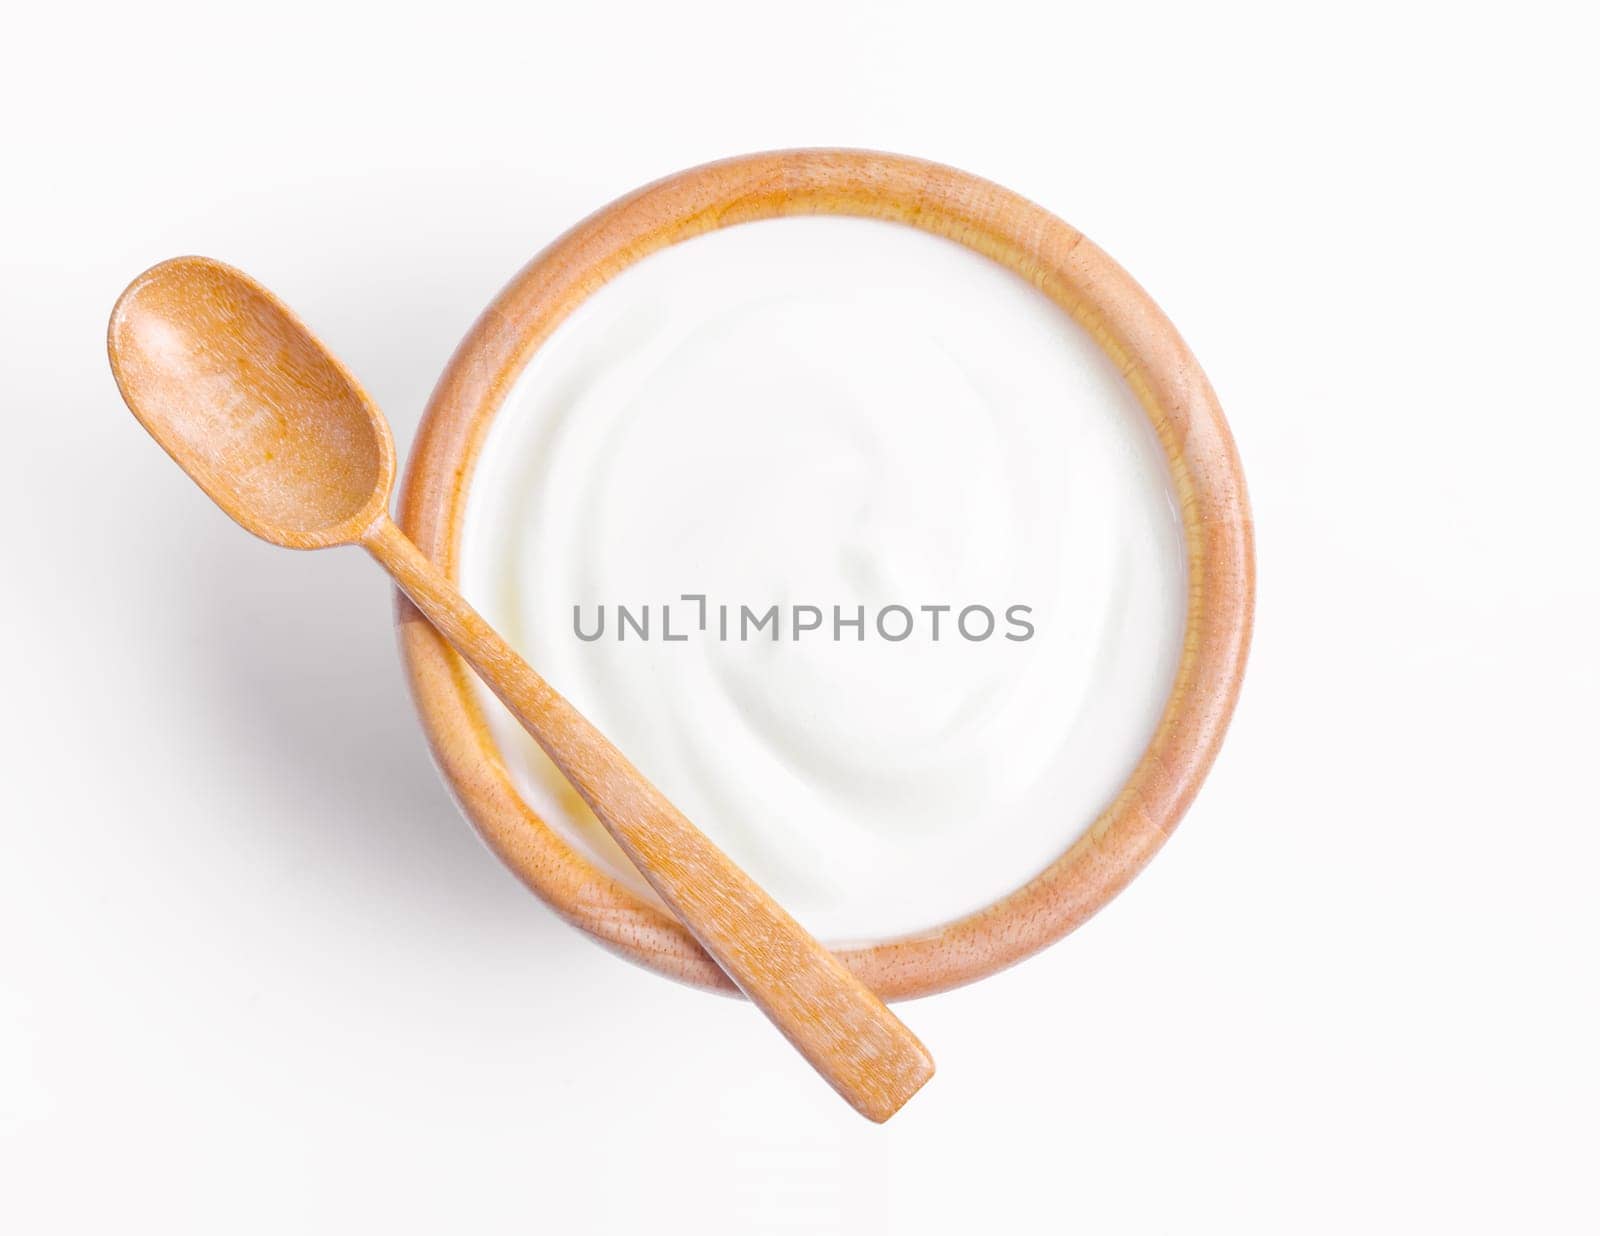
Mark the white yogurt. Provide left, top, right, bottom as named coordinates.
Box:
left=459, top=217, right=1184, bottom=944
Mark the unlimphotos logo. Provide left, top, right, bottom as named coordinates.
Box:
left=573, top=595, right=1034, bottom=643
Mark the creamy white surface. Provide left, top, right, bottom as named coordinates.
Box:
left=459, top=218, right=1184, bottom=943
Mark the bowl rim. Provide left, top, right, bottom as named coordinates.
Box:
left=396, top=148, right=1254, bottom=1000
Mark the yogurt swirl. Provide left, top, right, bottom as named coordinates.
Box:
left=460, top=218, right=1184, bottom=943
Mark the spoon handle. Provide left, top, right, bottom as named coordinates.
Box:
left=363, top=516, right=934, bottom=1121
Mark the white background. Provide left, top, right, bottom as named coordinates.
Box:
left=3, top=2, right=1596, bottom=1231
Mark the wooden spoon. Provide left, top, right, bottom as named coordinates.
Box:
left=107, top=256, right=934, bottom=1122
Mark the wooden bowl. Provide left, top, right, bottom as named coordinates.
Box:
left=396, top=149, right=1254, bottom=1000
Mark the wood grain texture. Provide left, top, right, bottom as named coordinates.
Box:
left=108, top=255, right=933, bottom=1122
left=396, top=148, right=1256, bottom=1000
left=107, top=257, right=397, bottom=551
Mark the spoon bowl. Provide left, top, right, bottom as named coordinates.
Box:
left=107, top=256, right=395, bottom=549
